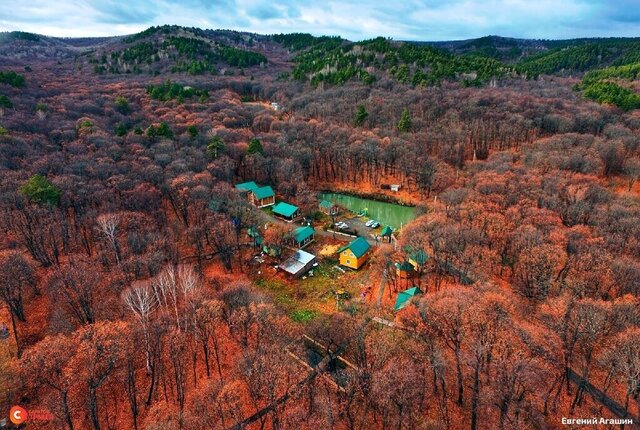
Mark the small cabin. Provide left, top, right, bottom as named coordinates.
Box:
left=279, top=250, right=317, bottom=278
left=337, top=237, right=371, bottom=270
left=395, top=261, right=415, bottom=279
left=408, top=249, right=429, bottom=272
left=288, top=226, right=315, bottom=249
left=251, top=186, right=275, bottom=208
left=319, top=199, right=339, bottom=216
left=235, top=181, right=275, bottom=208
left=272, top=202, right=301, bottom=222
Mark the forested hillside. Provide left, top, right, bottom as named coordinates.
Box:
left=0, top=25, right=639, bottom=430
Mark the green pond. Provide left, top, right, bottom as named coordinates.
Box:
left=320, top=193, right=417, bottom=229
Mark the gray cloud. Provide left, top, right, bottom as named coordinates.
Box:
left=0, top=0, right=638, bottom=40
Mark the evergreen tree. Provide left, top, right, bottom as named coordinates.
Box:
left=114, top=96, right=131, bottom=115
left=354, top=105, right=368, bottom=127
left=397, top=108, right=412, bottom=132
left=247, top=137, right=264, bottom=155
left=187, top=125, right=198, bottom=138
left=20, top=174, right=61, bottom=206
left=207, top=136, right=225, bottom=159
left=0, top=95, right=12, bottom=109
left=115, top=123, right=127, bottom=137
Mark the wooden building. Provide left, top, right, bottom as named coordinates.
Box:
left=288, top=226, right=315, bottom=248
left=235, top=181, right=275, bottom=208
left=337, top=237, right=371, bottom=270
left=319, top=199, right=339, bottom=216
left=272, top=202, right=301, bottom=222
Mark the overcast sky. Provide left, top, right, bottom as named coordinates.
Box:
left=1, top=0, right=639, bottom=41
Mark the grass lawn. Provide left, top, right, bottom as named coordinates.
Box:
left=254, top=259, right=364, bottom=323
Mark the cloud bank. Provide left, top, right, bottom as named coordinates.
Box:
left=0, top=0, right=638, bottom=41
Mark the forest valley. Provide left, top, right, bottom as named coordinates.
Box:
left=0, top=26, right=639, bottom=430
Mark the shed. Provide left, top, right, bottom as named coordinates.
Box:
left=394, top=287, right=423, bottom=311
left=319, top=199, right=339, bottom=216
left=279, top=250, right=317, bottom=278
left=272, top=202, right=301, bottom=221
left=380, top=225, right=394, bottom=243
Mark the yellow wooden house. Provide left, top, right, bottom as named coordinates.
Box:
left=338, top=237, right=371, bottom=270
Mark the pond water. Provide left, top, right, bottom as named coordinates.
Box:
left=320, top=192, right=417, bottom=229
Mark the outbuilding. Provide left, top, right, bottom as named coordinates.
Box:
left=279, top=250, right=317, bottom=278
left=319, top=199, right=339, bottom=216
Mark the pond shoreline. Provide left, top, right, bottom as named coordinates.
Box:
left=317, top=187, right=420, bottom=208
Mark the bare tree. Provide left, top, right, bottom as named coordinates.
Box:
left=123, top=282, right=157, bottom=374
left=96, top=213, right=122, bottom=266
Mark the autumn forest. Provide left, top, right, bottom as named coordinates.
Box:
left=0, top=24, right=639, bottom=430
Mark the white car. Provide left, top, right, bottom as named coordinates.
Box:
left=365, top=220, right=374, bottom=227
left=370, top=221, right=379, bottom=228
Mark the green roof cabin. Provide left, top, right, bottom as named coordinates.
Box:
left=235, top=181, right=275, bottom=208
left=395, top=260, right=415, bottom=279
left=319, top=199, right=339, bottom=216
left=408, top=249, right=429, bottom=271
left=337, top=236, right=371, bottom=270
left=288, top=225, right=315, bottom=248
left=394, top=287, right=422, bottom=311
left=235, top=181, right=258, bottom=193
left=272, top=202, right=301, bottom=221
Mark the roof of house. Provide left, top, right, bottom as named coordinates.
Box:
left=319, top=199, right=335, bottom=208
left=337, top=236, right=371, bottom=258
left=409, top=249, right=429, bottom=265
left=394, top=287, right=423, bottom=311
left=272, top=202, right=299, bottom=217
left=236, top=181, right=258, bottom=192
left=280, top=250, right=316, bottom=275
left=253, top=185, right=274, bottom=199
left=381, top=225, right=393, bottom=236
left=291, top=226, right=315, bottom=243
left=396, top=261, right=414, bottom=272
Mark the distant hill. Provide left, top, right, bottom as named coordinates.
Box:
left=422, top=35, right=640, bottom=76
left=1, top=27, right=639, bottom=109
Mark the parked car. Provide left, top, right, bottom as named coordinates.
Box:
left=365, top=220, right=374, bottom=227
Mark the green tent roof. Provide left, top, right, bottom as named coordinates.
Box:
left=253, top=185, right=274, bottom=199
left=337, top=236, right=371, bottom=258
left=291, top=226, right=315, bottom=243
left=236, top=181, right=258, bottom=192
left=272, top=202, right=299, bottom=218
left=381, top=225, right=393, bottom=236
left=319, top=199, right=334, bottom=208
left=394, top=287, right=423, bottom=311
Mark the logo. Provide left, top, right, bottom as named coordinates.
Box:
left=9, top=406, right=28, bottom=425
